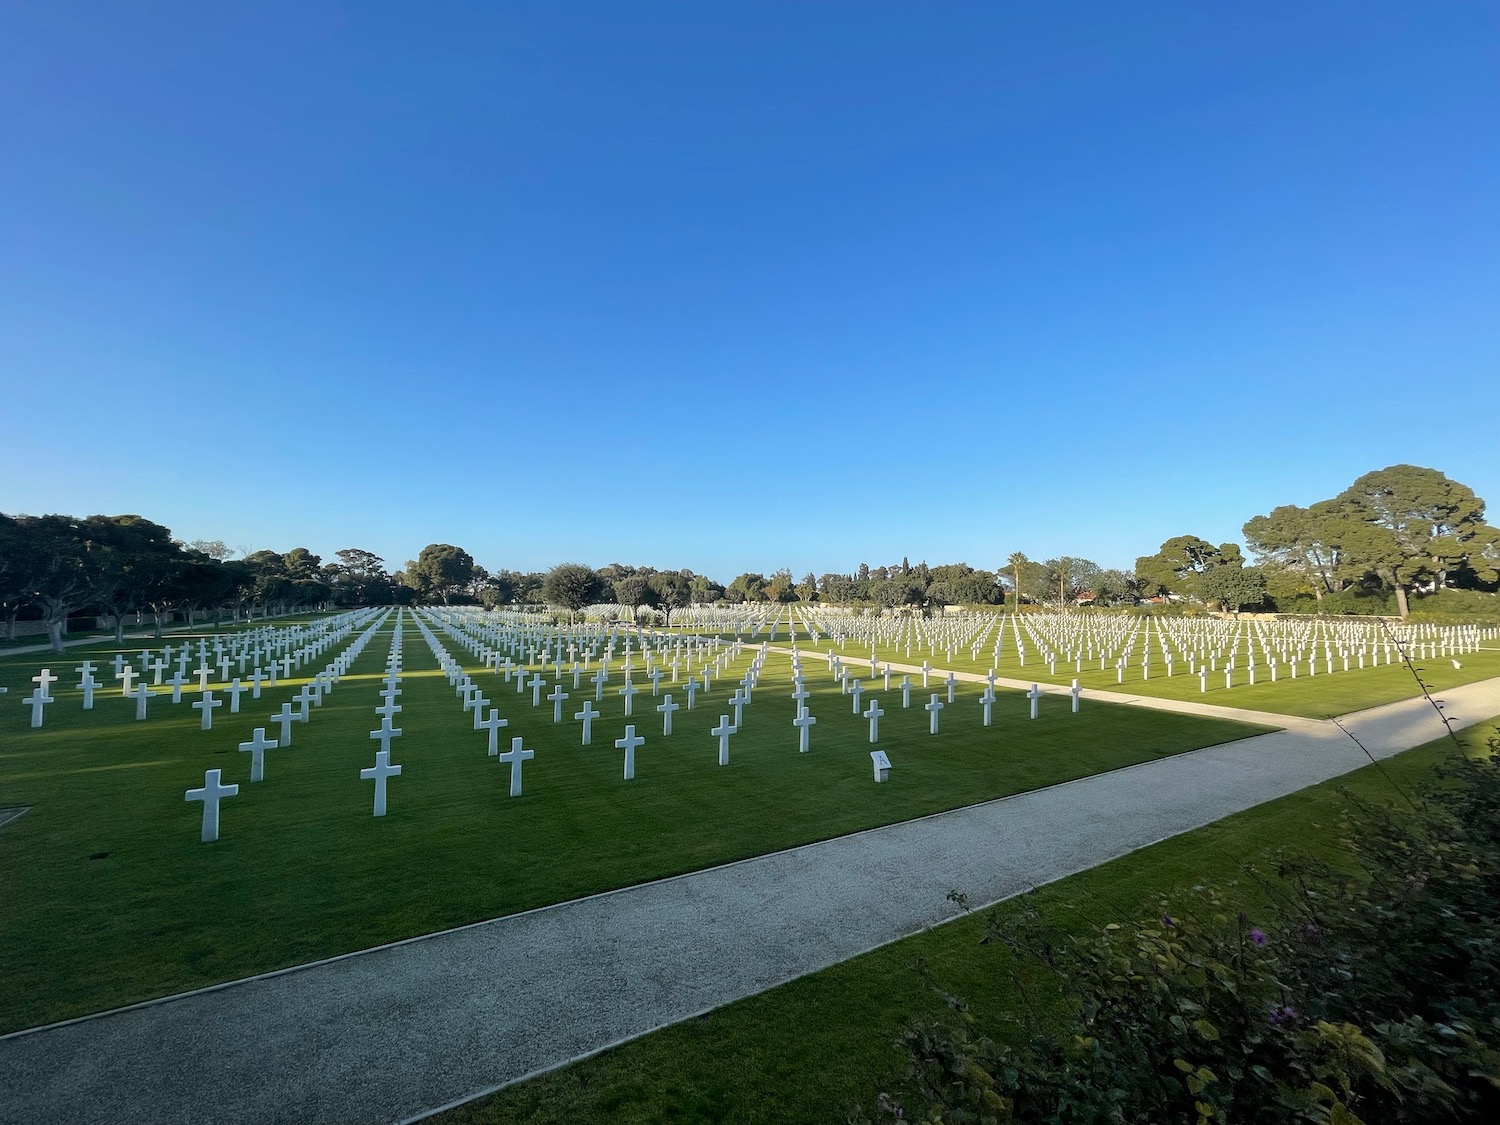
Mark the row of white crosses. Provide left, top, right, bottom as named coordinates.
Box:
left=362, top=615, right=407, bottom=815
left=412, top=612, right=536, bottom=797
left=819, top=646, right=1084, bottom=741
left=184, top=610, right=391, bottom=841
left=12, top=609, right=382, bottom=730
left=791, top=607, right=1495, bottom=695
left=417, top=609, right=747, bottom=780
left=439, top=610, right=898, bottom=775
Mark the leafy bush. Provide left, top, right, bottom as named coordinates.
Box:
left=1406, top=589, right=1500, bottom=626
left=855, top=736, right=1500, bottom=1125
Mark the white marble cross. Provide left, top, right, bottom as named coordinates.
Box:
left=619, top=680, right=639, bottom=716
left=945, top=672, right=957, bottom=703
left=685, top=677, right=700, bottom=710
left=119, top=666, right=138, bottom=696
left=1070, top=679, right=1082, bottom=713
left=270, top=702, right=296, bottom=746
left=239, top=727, right=278, bottom=782
left=656, top=693, right=679, bottom=736
left=226, top=678, right=245, bottom=714
left=925, top=694, right=944, bottom=734
left=575, top=700, right=599, bottom=745
left=592, top=667, right=608, bottom=700
left=371, top=719, right=403, bottom=754
left=32, top=668, right=58, bottom=697
left=616, top=724, right=644, bottom=780
left=793, top=707, right=815, bottom=752
left=134, top=683, right=150, bottom=720
left=185, top=768, right=238, bottom=842
left=1027, top=683, right=1042, bottom=719
left=850, top=679, right=864, bottom=714
left=22, top=687, right=51, bottom=728
left=712, top=715, right=736, bottom=766
left=980, top=686, right=995, bottom=726
left=729, top=688, right=748, bottom=727
left=193, top=691, right=222, bottom=731
left=863, top=698, right=884, bottom=743
left=478, top=707, right=508, bottom=755
left=470, top=692, right=491, bottom=729
left=499, top=737, right=533, bottom=797
left=900, top=676, right=912, bottom=708
left=361, top=750, right=402, bottom=816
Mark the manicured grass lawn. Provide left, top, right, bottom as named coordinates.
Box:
left=0, top=611, right=331, bottom=653
left=0, top=613, right=1262, bottom=1033
left=429, top=719, right=1500, bottom=1125
left=831, top=632, right=1500, bottom=718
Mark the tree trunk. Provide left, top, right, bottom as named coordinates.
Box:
left=115, top=613, right=126, bottom=644
left=3, top=608, right=15, bottom=641
left=1312, top=586, right=1323, bottom=608
left=45, top=606, right=66, bottom=655
left=153, top=610, right=165, bottom=640
left=1394, top=584, right=1410, bottom=619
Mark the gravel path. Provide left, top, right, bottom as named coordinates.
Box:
left=3, top=677, right=1497, bottom=1125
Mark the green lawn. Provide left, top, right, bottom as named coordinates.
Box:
left=0, top=611, right=333, bottom=653
left=0, top=613, right=1262, bottom=1033
left=428, top=719, right=1500, bottom=1125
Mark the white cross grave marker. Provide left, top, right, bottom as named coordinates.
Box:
left=499, top=737, right=534, bottom=797
left=712, top=715, right=736, bottom=766
left=239, top=727, right=278, bottom=782
left=361, top=750, right=402, bottom=815
left=925, top=694, right=944, bottom=734
left=193, top=691, right=222, bottom=731
left=793, top=707, right=815, bottom=752
left=616, top=724, right=644, bottom=780
left=185, top=769, right=238, bottom=843
left=478, top=708, right=508, bottom=755
left=657, top=693, right=679, bottom=736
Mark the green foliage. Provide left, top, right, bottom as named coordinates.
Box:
left=1136, top=535, right=1242, bottom=599
left=540, top=562, right=601, bottom=617
left=1200, top=563, right=1269, bottom=612
left=647, top=571, right=691, bottom=624
left=862, top=742, right=1500, bottom=1125
left=1248, top=466, right=1497, bottom=619
left=728, top=572, right=768, bottom=602
left=406, top=543, right=476, bottom=605
left=612, top=573, right=657, bottom=620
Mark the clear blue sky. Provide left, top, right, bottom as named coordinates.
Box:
left=3, top=2, right=1496, bottom=580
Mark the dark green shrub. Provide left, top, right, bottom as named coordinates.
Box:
left=855, top=737, right=1500, bottom=1125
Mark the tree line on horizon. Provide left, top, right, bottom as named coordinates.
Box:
left=3, top=464, right=1495, bottom=653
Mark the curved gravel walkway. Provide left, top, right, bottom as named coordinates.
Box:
left=3, top=679, right=1498, bottom=1125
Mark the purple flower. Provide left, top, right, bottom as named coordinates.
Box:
left=1268, top=1005, right=1299, bottom=1026
left=1250, top=928, right=1267, bottom=946
left=1304, top=923, right=1321, bottom=937
left=1162, top=914, right=1176, bottom=928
